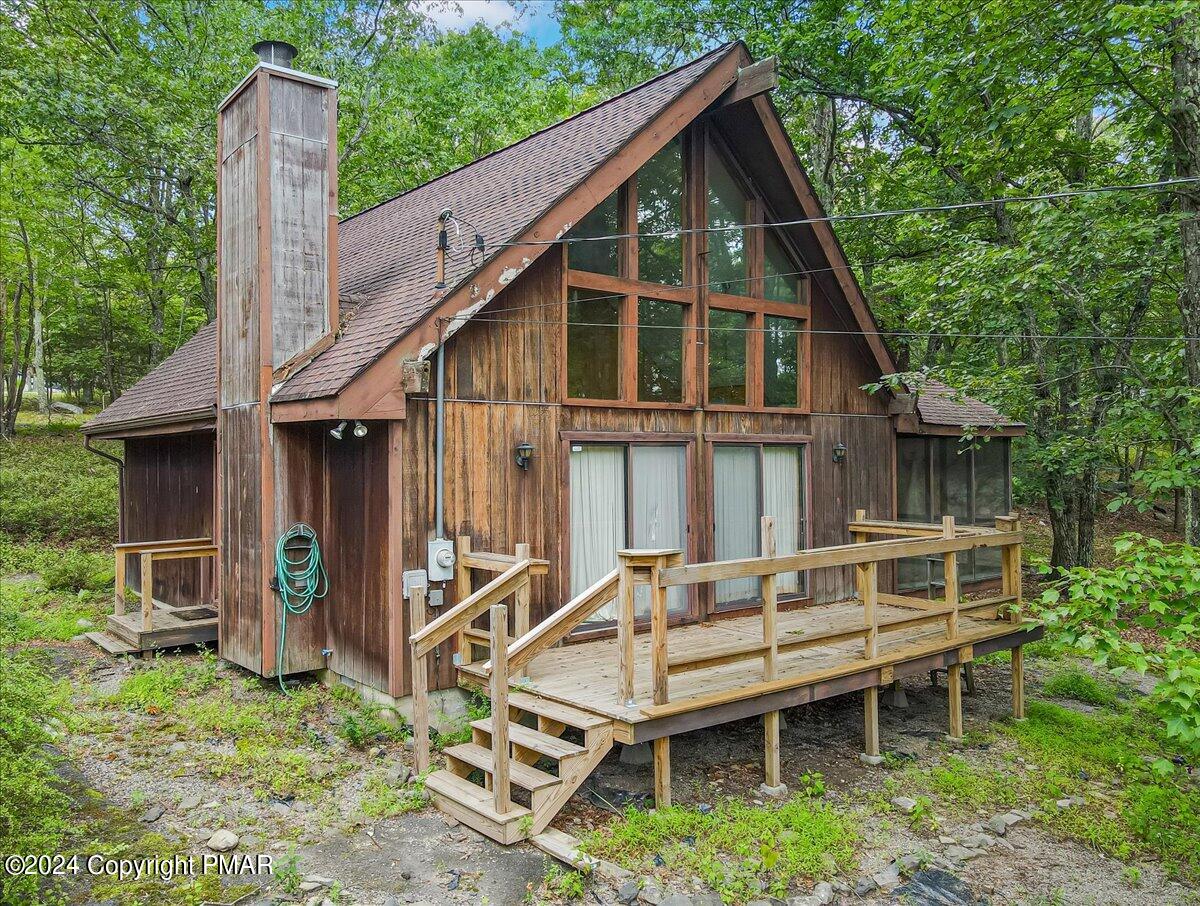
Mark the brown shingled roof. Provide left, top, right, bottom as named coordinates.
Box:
left=87, top=44, right=740, bottom=429
left=83, top=323, right=216, bottom=434
left=916, top=380, right=1023, bottom=429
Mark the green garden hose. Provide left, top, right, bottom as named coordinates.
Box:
left=273, top=523, right=328, bottom=692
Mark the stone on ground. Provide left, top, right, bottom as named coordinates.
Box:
left=619, top=743, right=654, bottom=766
left=206, top=829, right=239, bottom=852
left=894, top=868, right=977, bottom=906
left=890, top=795, right=918, bottom=814
left=617, top=878, right=641, bottom=903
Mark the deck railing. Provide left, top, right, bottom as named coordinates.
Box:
left=113, top=537, right=217, bottom=632
left=407, top=543, right=548, bottom=816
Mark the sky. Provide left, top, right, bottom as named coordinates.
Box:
left=417, top=1, right=563, bottom=47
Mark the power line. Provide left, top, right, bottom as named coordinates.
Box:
left=481, top=177, right=1200, bottom=249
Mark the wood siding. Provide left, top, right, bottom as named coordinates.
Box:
left=122, top=432, right=216, bottom=606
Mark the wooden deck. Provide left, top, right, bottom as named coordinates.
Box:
left=105, top=605, right=218, bottom=651
left=460, top=599, right=1040, bottom=743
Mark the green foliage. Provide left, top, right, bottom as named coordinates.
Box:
left=359, top=772, right=428, bottom=818
left=434, top=691, right=491, bottom=749
left=583, top=797, right=857, bottom=902
left=543, top=864, right=587, bottom=900
left=108, top=652, right=218, bottom=714
left=1041, top=666, right=1121, bottom=707
left=1037, top=534, right=1200, bottom=750
left=923, top=756, right=1019, bottom=811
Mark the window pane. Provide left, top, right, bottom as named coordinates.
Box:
left=566, top=287, right=620, bottom=399
left=637, top=298, right=685, bottom=402
left=714, top=446, right=760, bottom=606
left=630, top=446, right=688, bottom=616
left=763, top=445, right=806, bottom=596
left=707, top=309, right=748, bottom=405
left=897, top=438, right=929, bottom=521
left=570, top=445, right=626, bottom=623
left=933, top=438, right=971, bottom=521
left=567, top=190, right=619, bottom=275
left=763, top=316, right=800, bottom=407
left=708, top=149, right=747, bottom=294
left=638, top=138, right=683, bottom=285
left=763, top=230, right=800, bottom=303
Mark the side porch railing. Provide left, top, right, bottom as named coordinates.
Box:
left=113, top=537, right=218, bottom=632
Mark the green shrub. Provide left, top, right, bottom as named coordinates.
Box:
left=1042, top=666, right=1120, bottom=706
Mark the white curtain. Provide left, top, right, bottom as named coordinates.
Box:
left=764, top=445, right=805, bottom=595
left=570, top=445, right=625, bottom=623
left=630, top=446, right=688, bottom=617
left=714, top=446, right=761, bottom=606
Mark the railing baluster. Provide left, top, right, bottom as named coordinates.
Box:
left=456, top=535, right=474, bottom=666
left=409, top=581, right=430, bottom=774
left=489, top=602, right=511, bottom=814
left=141, top=552, right=154, bottom=632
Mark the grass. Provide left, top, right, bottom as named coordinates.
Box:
left=1041, top=666, right=1121, bottom=707
left=359, top=772, right=428, bottom=818
left=583, top=795, right=858, bottom=904
left=107, top=650, right=220, bottom=714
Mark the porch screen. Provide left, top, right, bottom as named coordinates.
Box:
left=569, top=443, right=688, bottom=625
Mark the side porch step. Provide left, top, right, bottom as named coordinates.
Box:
left=507, top=690, right=610, bottom=731
left=472, top=719, right=587, bottom=760
left=425, top=770, right=532, bottom=844
left=444, top=743, right=560, bottom=792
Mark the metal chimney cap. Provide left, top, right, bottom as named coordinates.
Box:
left=252, top=40, right=298, bottom=68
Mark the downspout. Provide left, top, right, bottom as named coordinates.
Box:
left=435, top=331, right=446, bottom=540
left=84, top=434, right=125, bottom=542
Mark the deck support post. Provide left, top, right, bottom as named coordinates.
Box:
left=856, top=556, right=882, bottom=764
left=489, top=603, right=511, bottom=815
left=456, top=536, right=473, bottom=666
left=760, top=517, right=784, bottom=791
left=653, top=736, right=671, bottom=807
left=140, top=552, right=154, bottom=633
left=409, top=581, right=431, bottom=774
left=616, top=553, right=637, bottom=706
left=947, top=662, right=964, bottom=741
left=1011, top=646, right=1025, bottom=720
left=863, top=686, right=880, bottom=757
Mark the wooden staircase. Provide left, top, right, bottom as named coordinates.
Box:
left=426, top=690, right=614, bottom=845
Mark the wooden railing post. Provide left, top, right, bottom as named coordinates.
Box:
left=408, top=580, right=431, bottom=774
left=114, top=549, right=126, bottom=616
left=856, top=558, right=880, bottom=761
left=650, top=555, right=671, bottom=709
left=943, top=515, right=959, bottom=639
left=456, top=535, right=473, bottom=665
left=513, top=543, right=531, bottom=679
left=616, top=552, right=637, bottom=706
left=489, top=602, right=511, bottom=815
left=853, top=508, right=867, bottom=545
left=140, top=552, right=154, bottom=632
left=761, top=516, right=783, bottom=791
left=997, top=514, right=1025, bottom=719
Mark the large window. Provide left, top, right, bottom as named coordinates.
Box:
left=569, top=442, right=689, bottom=623
left=562, top=125, right=809, bottom=411
left=896, top=436, right=1012, bottom=591
left=712, top=443, right=808, bottom=609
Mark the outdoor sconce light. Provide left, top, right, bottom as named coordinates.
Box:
left=514, top=442, right=534, bottom=470
left=330, top=420, right=347, bottom=440
left=832, top=441, right=847, bottom=464
left=353, top=420, right=368, bottom=438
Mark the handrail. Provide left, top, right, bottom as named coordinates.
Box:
left=847, top=519, right=991, bottom=537
left=461, top=551, right=550, bottom=574
left=410, top=559, right=531, bottom=659
left=115, top=536, right=213, bottom=551
left=113, top=538, right=218, bottom=631
left=486, top=568, right=620, bottom=674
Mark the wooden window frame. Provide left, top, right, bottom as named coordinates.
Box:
left=705, top=435, right=814, bottom=617
left=560, top=432, right=699, bottom=639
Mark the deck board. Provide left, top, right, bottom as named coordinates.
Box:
left=461, top=600, right=1034, bottom=732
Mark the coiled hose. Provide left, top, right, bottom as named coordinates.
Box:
left=273, top=523, right=328, bottom=692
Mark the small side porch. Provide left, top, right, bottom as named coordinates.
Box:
left=406, top=513, right=1039, bottom=864
left=88, top=537, right=219, bottom=655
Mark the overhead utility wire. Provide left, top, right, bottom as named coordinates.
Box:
left=484, top=177, right=1200, bottom=248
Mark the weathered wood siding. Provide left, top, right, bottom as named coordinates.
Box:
left=122, top=432, right=216, bottom=606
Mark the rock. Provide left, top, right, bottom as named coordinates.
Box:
left=894, top=869, right=976, bottom=906
left=299, top=881, right=323, bottom=893
left=690, top=895, right=723, bottom=906
left=139, top=805, right=165, bottom=823
left=76, top=617, right=94, bottom=629
left=873, top=863, right=901, bottom=890
left=617, top=879, right=641, bottom=904
left=178, top=794, right=202, bottom=811
left=898, top=852, right=925, bottom=873
left=787, top=897, right=820, bottom=906
left=304, top=875, right=334, bottom=888
left=620, top=743, right=654, bottom=766
left=660, top=896, right=694, bottom=906
left=812, top=881, right=833, bottom=904
left=206, top=830, right=239, bottom=852
left=168, top=742, right=187, bottom=753
left=759, top=782, right=788, bottom=799
left=854, top=876, right=877, bottom=896
left=386, top=764, right=412, bottom=786
left=639, top=880, right=665, bottom=905
left=859, top=752, right=884, bottom=766
left=890, top=796, right=918, bottom=814
left=943, top=845, right=981, bottom=862
left=960, top=833, right=994, bottom=850
left=986, top=814, right=1009, bottom=835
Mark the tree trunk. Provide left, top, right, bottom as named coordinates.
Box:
left=1172, top=11, right=1200, bottom=546
left=30, top=286, right=48, bottom=415
left=1046, top=471, right=1081, bottom=569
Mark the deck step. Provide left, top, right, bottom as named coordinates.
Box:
left=444, top=743, right=561, bottom=792
left=507, top=691, right=610, bottom=731
left=85, top=631, right=138, bottom=656
left=472, top=720, right=587, bottom=760
left=425, top=769, right=532, bottom=837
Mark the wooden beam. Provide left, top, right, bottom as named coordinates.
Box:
left=513, top=543, right=531, bottom=680
left=616, top=555, right=637, bottom=705
left=650, top=557, right=670, bottom=707
left=490, top=603, right=511, bottom=815
left=717, top=57, right=779, bottom=107
left=409, top=582, right=430, bottom=774
left=456, top=535, right=474, bottom=667
left=140, top=552, right=153, bottom=633
left=864, top=686, right=880, bottom=757
left=653, top=736, right=671, bottom=808
left=1011, top=646, right=1025, bottom=720
left=943, top=516, right=959, bottom=640
left=947, top=663, right=964, bottom=741
left=114, top=549, right=126, bottom=617
left=761, top=516, right=780, bottom=790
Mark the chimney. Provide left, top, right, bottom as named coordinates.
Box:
left=214, top=46, right=338, bottom=675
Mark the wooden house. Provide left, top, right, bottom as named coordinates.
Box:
left=84, top=41, right=1036, bottom=852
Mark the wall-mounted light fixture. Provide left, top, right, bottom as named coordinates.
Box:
left=832, top=441, right=847, bottom=464
left=514, top=441, right=534, bottom=470
left=330, top=420, right=347, bottom=440
left=353, top=420, right=368, bottom=438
